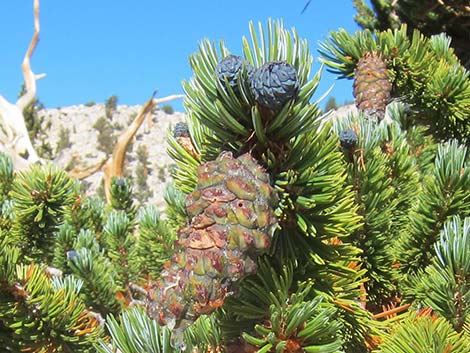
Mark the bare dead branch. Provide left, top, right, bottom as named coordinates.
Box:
left=65, top=94, right=184, bottom=195
left=129, top=299, right=146, bottom=307
left=130, top=282, right=148, bottom=296
left=103, top=95, right=156, bottom=202
left=102, top=94, right=184, bottom=203
left=152, top=94, right=185, bottom=106
left=0, top=148, right=30, bottom=170
left=17, top=0, right=46, bottom=111
left=0, top=95, right=40, bottom=168
left=68, top=158, right=108, bottom=180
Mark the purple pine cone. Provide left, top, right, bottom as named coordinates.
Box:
left=339, top=129, right=358, bottom=149
left=173, top=122, right=190, bottom=138
left=216, top=55, right=252, bottom=90
left=250, top=61, right=299, bottom=110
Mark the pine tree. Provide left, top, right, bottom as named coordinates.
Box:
left=324, top=96, right=338, bottom=112
left=2, top=17, right=470, bottom=353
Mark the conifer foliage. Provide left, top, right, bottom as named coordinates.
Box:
left=319, top=25, right=470, bottom=142
left=352, top=0, right=470, bottom=70
left=1, top=16, right=470, bottom=353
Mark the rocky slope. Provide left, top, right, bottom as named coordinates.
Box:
left=36, top=102, right=355, bottom=211
left=38, top=103, right=184, bottom=210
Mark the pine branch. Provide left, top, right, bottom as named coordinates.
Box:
left=397, top=140, right=470, bottom=274
left=163, top=183, right=188, bottom=230
left=0, top=243, right=103, bottom=351
left=0, top=152, right=14, bottom=206
left=67, top=231, right=122, bottom=316
left=108, top=177, right=137, bottom=220
left=319, top=25, right=470, bottom=142
left=9, top=163, right=75, bottom=262
left=52, top=223, right=77, bottom=272
left=135, top=205, right=177, bottom=282
left=226, top=259, right=343, bottom=352
left=102, top=211, right=139, bottom=295
left=404, top=216, right=470, bottom=332
left=96, top=306, right=175, bottom=353
left=353, top=0, right=380, bottom=30
left=375, top=311, right=470, bottom=353
left=379, top=118, right=422, bottom=238
left=272, top=123, right=361, bottom=266
left=65, top=195, right=105, bottom=235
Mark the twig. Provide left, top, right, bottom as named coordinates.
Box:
left=129, top=299, right=146, bottom=307
left=130, top=282, right=148, bottom=296
left=68, top=158, right=107, bottom=179
left=373, top=303, right=410, bottom=319
left=85, top=310, right=106, bottom=327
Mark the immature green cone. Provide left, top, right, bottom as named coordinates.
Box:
left=353, top=51, right=392, bottom=121
left=147, top=152, right=278, bottom=328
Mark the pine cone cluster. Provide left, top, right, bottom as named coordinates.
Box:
left=151, top=55, right=298, bottom=329
left=216, top=55, right=299, bottom=112
left=147, top=152, right=278, bottom=328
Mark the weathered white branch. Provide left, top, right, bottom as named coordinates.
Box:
left=85, top=310, right=106, bottom=327
left=17, top=0, right=45, bottom=111
left=45, top=266, right=63, bottom=278
left=0, top=96, right=16, bottom=141
left=0, top=0, right=43, bottom=168
left=68, top=93, right=184, bottom=190
left=151, top=94, right=185, bottom=106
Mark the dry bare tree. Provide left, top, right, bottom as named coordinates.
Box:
left=0, top=0, right=44, bottom=169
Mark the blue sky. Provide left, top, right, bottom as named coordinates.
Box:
left=0, top=1, right=360, bottom=111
